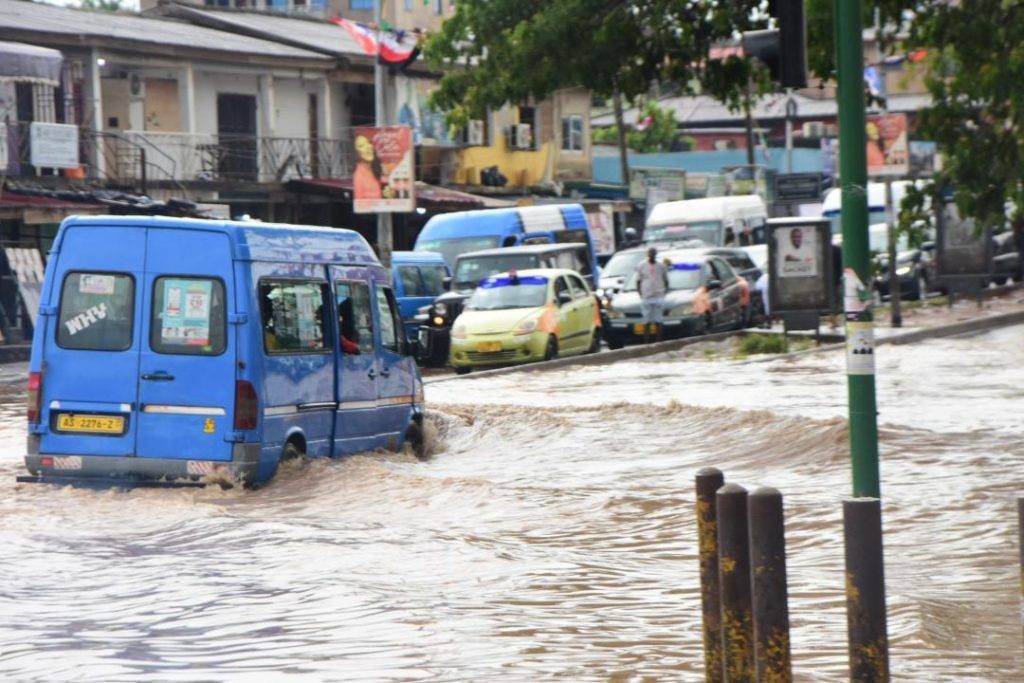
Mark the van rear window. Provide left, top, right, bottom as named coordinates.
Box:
left=57, top=272, right=135, bottom=351
left=151, top=277, right=226, bottom=356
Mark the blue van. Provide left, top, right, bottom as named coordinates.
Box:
left=21, top=216, right=425, bottom=488
left=390, top=251, right=450, bottom=345
left=414, top=204, right=600, bottom=277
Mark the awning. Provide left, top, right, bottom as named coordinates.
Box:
left=0, top=41, right=62, bottom=86
left=285, top=178, right=515, bottom=210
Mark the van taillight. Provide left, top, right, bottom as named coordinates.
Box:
left=27, top=372, right=42, bottom=423
left=234, top=380, right=258, bottom=430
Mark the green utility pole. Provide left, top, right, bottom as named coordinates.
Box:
left=834, top=0, right=881, bottom=498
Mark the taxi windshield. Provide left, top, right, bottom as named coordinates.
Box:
left=467, top=276, right=548, bottom=310
left=454, top=254, right=540, bottom=289
left=624, top=263, right=703, bottom=292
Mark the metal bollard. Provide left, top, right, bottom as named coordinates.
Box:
left=843, top=498, right=890, bottom=682
left=1018, top=498, right=1024, bottom=644
left=696, top=467, right=726, bottom=682
left=718, top=482, right=754, bottom=682
left=748, top=487, right=793, bottom=683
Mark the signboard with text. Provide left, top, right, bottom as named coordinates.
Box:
left=352, top=125, right=414, bottom=213
left=774, top=173, right=823, bottom=204
left=628, top=167, right=686, bottom=203
left=30, top=122, right=79, bottom=169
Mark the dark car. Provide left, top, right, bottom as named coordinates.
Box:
left=874, top=242, right=938, bottom=301
left=416, top=243, right=595, bottom=365
left=601, top=251, right=746, bottom=349
left=992, top=231, right=1021, bottom=285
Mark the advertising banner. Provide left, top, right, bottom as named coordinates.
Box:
left=767, top=218, right=834, bottom=313
left=628, top=167, right=686, bottom=203
left=935, top=201, right=992, bottom=281
left=866, top=113, right=909, bottom=177
left=352, top=125, right=415, bottom=213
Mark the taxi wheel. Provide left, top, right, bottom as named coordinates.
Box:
left=587, top=329, right=601, bottom=354
left=454, top=366, right=472, bottom=375
left=543, top=335, right=558, bottom=361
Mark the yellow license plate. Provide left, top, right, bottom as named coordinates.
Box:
left=476, top=341, right=503, bottom=353
left=633, top=323, right=648, bottom=335
left=56, top=413, right=125, bottom=434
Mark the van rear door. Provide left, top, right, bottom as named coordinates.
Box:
left=135, top=228, right=235, bottom=462
left=39, top=226, right=145, bottom=457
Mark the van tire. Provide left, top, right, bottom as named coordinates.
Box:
left=406, top=419, right=428, bottom=461
left=543, top=335, right=558, bottom=361
left=282, top=440, right=304, bottom=462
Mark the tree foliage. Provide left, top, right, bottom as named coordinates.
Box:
left=908, top=0, right=1024, bottom=229
left=592, top=101, right=683, bottom=153
left=424, top=0, right=764, bottom=126
left=79, top=0, right=127, bottom=11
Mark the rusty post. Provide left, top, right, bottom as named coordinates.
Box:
left=748, top=487, right=792, bottom=682
left=697, top=467, right=726, bottom=682
left=718, top=482, right=754, bottom=682
left=843, top=498, right=890, bottom=682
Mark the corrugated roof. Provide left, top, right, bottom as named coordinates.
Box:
left=592, top=92, right=932, bottom=127
left=0, top=0, right=330, bottom=62
left=156, top=3, right=366, bottom=59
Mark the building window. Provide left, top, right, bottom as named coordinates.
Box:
left=404, top=0, right=412, bottom=9
left=561, top=114, right=584, bottom=151
left=350, top=0, right=374, bottom=9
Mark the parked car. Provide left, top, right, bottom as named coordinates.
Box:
left=448, top=268, right=600, bottom=373
left=602, top=251, right=746, bottom=348
left=22, top=216, right=424, bottom=489
left=874, top=242, right=938, bottom=301
left=417, top=243, right=596, bottom=366
left=391, top=251, right=450, bottom=346
left=992, top=230, right=1021, bottom=285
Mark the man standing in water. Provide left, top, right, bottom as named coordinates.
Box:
left=635, top=246, right=669, bottom=344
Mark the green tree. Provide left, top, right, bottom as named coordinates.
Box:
left=424, top=0, right=764, bottom=182
left=908, top=0, right=1024, bottom=231
left=79, top=0, right=127, bottom=11
left=593, top=101, right=681, bottom=153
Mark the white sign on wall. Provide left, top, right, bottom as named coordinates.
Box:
left=30, top=122, right=79, bottom=169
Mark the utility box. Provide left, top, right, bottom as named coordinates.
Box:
left=767, top=218, right=835, bottom=327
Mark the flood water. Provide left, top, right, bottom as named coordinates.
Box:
left=1, top=327, right=1021, bottom=681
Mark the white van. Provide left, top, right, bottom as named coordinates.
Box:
left=645, top=195, right=768, bottom=246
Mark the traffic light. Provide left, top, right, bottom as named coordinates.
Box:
left=742, top=0, right=807, bottom=89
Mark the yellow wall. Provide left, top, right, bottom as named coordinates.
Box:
left=456, top=137, right=552, bottom=187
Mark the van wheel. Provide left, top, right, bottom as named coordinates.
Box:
left=543, top=335, right=558, bottom=361
left=282, top=440, right=304, bottom=462
left=405, top=419, right=427, bottom=461
left=587, top=329, right=601, bottom=354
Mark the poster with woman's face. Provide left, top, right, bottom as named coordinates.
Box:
left=353, top=125, right=415, bottom=213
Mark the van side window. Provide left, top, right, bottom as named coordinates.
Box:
left=336, top=280, right=374, bottom=354
left=397, top=266, right=424, bottom=297
left=151, top=276, right=226, bottom=356
left=374, top=286, right=401, bottom=353
left=57, top=272, right=135, bottom=351
left=419, top=265, right=448, bottom=296
left=259, top=280, right=328, bottom=353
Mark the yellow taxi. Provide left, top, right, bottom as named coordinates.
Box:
left=449, top=268, right=600, bottom=373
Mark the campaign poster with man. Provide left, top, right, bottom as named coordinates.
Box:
left=776, top=225, right=819, bottom=277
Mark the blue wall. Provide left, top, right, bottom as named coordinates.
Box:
left=593, top=148, right=824, bottom=184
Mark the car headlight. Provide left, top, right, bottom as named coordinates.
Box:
left=895, top=266, right=912, bottom=276
left=668, top=303, right=695, bottom=317
left=451, top=323, right=466, bottom=339
left=513, top=318, right=538, bottom=336
left=606, top=308, right=624, bottom=319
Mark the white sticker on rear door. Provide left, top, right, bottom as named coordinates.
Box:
left=78, top=274, right=115, bottom=295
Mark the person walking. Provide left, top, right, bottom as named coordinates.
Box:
left=635, top=247, right=669, bottom=344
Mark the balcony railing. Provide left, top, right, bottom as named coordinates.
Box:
left=2, top=122, right=354, bottom=188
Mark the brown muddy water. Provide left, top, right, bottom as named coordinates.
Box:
left=0, top=326, right=1022, bottom=681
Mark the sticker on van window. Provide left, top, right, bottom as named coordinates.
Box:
left=160, top=279, right=212, bottom=346
left=78, top=274, right=116, bottom=295
left=64, top=302, right=108, bottom=336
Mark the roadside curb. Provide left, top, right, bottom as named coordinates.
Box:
left=424, top=329, right=744, bottom=384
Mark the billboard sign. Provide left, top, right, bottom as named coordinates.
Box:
left=767, top=218, right=834, bottom=313
left=628, top=167, right=686, bottom=203
left=352, top=125, right=414, bottom=213
left=775, top=173, right=823, bottom=204
left=866, top=113, right=909, bottom=177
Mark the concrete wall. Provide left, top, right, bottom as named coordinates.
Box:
left=592, top=147, right=824, bottom=184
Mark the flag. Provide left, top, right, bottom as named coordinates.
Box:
left=330, top=17, right=419, bottom=67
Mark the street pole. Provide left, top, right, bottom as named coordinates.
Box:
left=835, top=0, right=881, bottom=498
left=885, top=180, right=903, bottom=327
left=374, top=0, right=393, bottom=268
